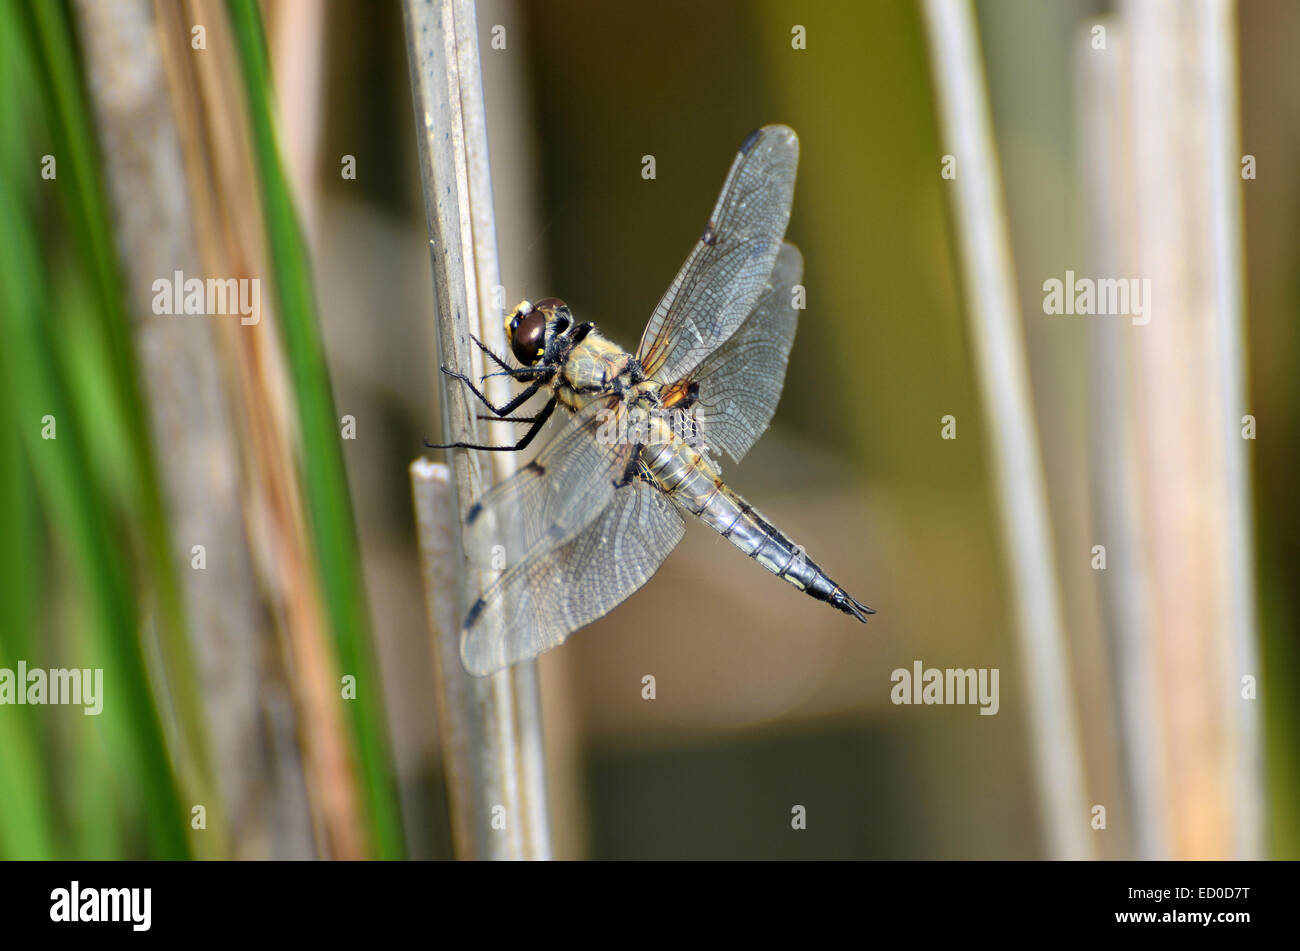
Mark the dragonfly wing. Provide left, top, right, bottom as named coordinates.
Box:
left=461, top=395, right=629, bottom=567
left=687, top=241, right=802, bottom=464
left=636, top=125, right=799, bottom=384
left=462, top=475, right=685, bottom=676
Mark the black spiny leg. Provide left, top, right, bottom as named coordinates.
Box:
left=425, top=396, right=558, bottom=452
left=468, top=334, right=516, bottom=375
left=439, top=367, right=550, bottom=417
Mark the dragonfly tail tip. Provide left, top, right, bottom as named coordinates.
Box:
left=833, top=589, right=875, bottom=623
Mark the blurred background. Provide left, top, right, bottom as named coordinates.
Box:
left=0, top=0, right=1294, bottom=859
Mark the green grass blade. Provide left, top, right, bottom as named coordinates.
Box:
left=0, top=427, right=57, bottom=859
left=0, top=150, right=191, bottom=862
left=0, top=0, right=195, bottom=859
left=226, top=0, right=405, bottom=858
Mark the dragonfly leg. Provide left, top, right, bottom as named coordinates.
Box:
left=468, top=333, right=517, bottom=375
left=425, top=396, right=557, bottom=452
left=468, top=334, right=557, bottom=383
left=439, top=368, right=544, bottom=416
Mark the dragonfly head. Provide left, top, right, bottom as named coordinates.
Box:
left=507, top=298, right=573, bottom=366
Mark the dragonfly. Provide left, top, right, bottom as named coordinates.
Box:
left=427, top=125, right=873, bottom=676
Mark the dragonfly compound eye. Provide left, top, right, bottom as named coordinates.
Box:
left=511, top=307, right=547, bottom=365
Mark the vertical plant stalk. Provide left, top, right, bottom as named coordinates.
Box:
left=265, top=0, right=326, bottom=242
left=409, top=461, right=475, bottom=853
left=72, top=0, right=319, bottom=860
left=1200, top=0, right=1264, bottom=860
left=148, top=0, right=350, bottom=859
left=1076, top=20, right=1169, bottom=860
left=921, top=0, right=1091, bottom=859
left=401, top=0, right=553, bottom=859
left=0, top=11, right=121, bottom=858
left=226, top=0, right=406, bottom=859
left=1120, top=0, right=1264, bottom=858
left=15, top=0, right=198, bottom=858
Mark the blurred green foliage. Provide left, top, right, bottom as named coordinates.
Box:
left=0, top=0, right=404, bottom=860
left=0, top=0, right=192, bottom=858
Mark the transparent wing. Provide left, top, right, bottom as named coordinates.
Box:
left=462, top=476, right=685, bottom=676
left=635, top=125, right=799, bottom=384
left=686, top=242, right=803, bottom=464
left=461, top=396, right=630, bottom=567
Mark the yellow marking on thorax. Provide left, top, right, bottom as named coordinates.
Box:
left=555, top=332, right=635, bottom=413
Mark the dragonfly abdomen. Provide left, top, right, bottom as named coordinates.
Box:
left=643, top=438, right=874, bottom=622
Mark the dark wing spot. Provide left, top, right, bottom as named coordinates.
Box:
left=701, top=222, right=718, bottom=246
left=613, top=453, right=641, bottom=488
left=523, top=460, right=546, bottom=476
left=464, top=597, right=486, bottom=630
left=466, top=500, right=483, bottom=523
left=661, top=378, right=699, bottom=409
left=739, top=127, right=762, bottom=154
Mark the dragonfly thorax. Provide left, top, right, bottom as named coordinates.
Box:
left=553, top=330, right=645, bottom=412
